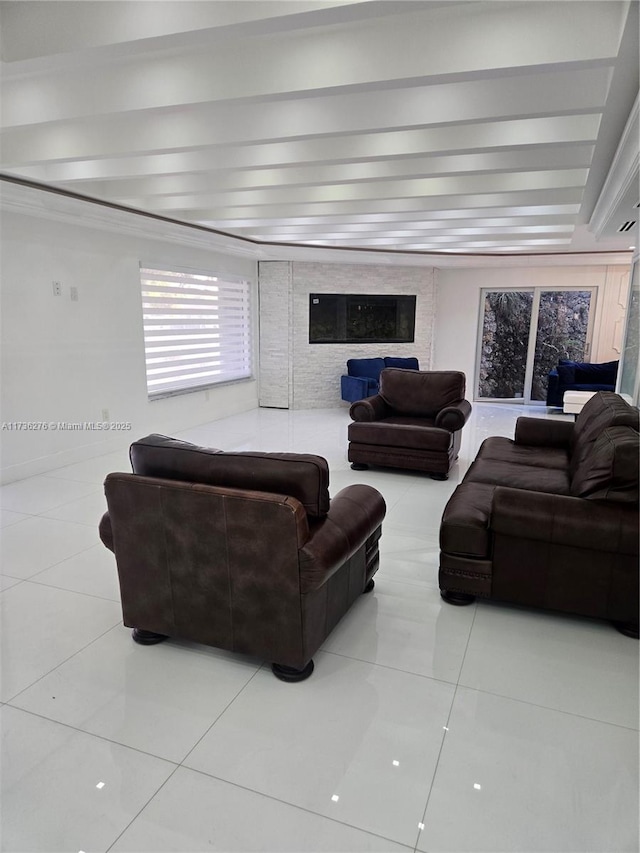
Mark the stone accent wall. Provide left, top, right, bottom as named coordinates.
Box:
left=259, top=260, right=435, bottom=409
left=258, top=261, right=292, bottom=408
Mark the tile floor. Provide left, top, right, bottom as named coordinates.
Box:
left=1, top=403, right=638, bottom=852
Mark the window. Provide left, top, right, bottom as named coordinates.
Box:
left=140, top=266, right=252, bottom=399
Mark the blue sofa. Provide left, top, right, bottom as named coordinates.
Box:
left=340, top=357, right=419, bottom=403
left=546, top=359, right=618, bottom=407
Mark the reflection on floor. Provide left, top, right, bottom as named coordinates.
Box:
left=1, top=403, right=638, bottom=852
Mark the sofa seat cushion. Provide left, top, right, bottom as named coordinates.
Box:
left=348, top=419, right=452, bottom=451
left=477, top=436, right=570, bottom=470
left=440, top=482, right=496, bottom=558
left=571, top=426, right=639, bottom=503
left=463, top=458, right=571, bottom=495
left=130, top=434, right=331, bottom=517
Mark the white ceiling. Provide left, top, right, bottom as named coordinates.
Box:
left=1, top=0, right=638, bottom=256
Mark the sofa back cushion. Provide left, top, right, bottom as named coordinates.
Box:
left=570, top=391, right=640, bottom=475
left=383, top=357, right=419, bottom=370
left=570, top=425, right=639, bottom=503
left=129, top=434, right=331, bottom=517
left=379, top=369, right=465, bottom=416
left=557, top=359, right=618, bottom=387
left=347, top=358, right=385, bottom=381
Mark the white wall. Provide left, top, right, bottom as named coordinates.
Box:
left=433, top=264, right=630, bottom=400
left=259, top=260, right=435, bottom=409
left=0, top=209, right=258, bottom=483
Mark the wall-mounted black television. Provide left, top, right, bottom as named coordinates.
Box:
left=309, top=294, right=416, bottom=344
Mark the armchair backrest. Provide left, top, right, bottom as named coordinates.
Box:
left=103, top=471, right=310, bottom=660
left=130, top=434, right=331, bottom=518
left=379, top=369, right=466, bottom=417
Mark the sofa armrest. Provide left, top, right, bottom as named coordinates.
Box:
left=491, top=487, right=638, bottom=553
left=514, top=417, right=574, bottom=448
left=349, top=394, right=391, bottom=422
left=299, top=484, right=386, bottom=592
left=546, top=369, right=563, bottom=407
left=341, top=374, right=369, bottom=403
left=435, top=399, right=472, bottom=432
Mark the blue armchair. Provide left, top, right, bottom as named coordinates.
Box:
left=341, top=356, right=419, bottom=403
left=546, top=359, right=618, bottom=407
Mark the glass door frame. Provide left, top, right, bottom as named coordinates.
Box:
left=473, top=285, right=598, bottom=404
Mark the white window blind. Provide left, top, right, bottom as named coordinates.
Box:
left=140, top=267, right=252, bottom=398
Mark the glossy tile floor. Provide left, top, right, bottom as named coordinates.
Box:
left=1, top=403, right=638, bottom=852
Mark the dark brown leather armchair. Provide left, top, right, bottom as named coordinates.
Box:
left=348, top=368, right=472, bottom=478
left=99, top=434, right=386, bottom=681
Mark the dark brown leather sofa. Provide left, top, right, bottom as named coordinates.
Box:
left=99, top=434, right=386, bottom=681
left=439, top=392, right=639, bottom=637
left=348, top=368, right=472, bottom=478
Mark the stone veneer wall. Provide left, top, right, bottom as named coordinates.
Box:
left=259, top=260, right=436, bottom=409
left=258, top=261, right=292, bottom=408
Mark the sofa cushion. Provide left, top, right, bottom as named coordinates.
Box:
left=556, top=362, right=576, bottom=385
left=347, top=357, right=385, bottom=380
left=348, top=419, right=451, bottom=451
left=477, top=436, right=570, bottom=470
left=557, top=360, right=618, bottom=386
left=129, top=434, right=331, bottom=517
left=383, top=357, right=419, bottom=370
left=570, top=425, right=639, bottom=503
left=570, top=391, right=640, bottom=475
left=440, top=482, right=496, bottom=558
left=463, top=458, right=571, bottom=495
left=379, top=369, right=465, bottom=417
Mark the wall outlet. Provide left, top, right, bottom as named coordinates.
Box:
left=70, top=286, right=79, bottom=301
left=101, top=408, right=109, bottom=421
left=52, top=280, right=62, bottom=297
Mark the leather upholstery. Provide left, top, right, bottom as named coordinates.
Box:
left=439, top=391, right=639, bottom=628
left=100, top=438, right=386, bottom=672
left=348, top=369, right=471, bottom=476
left=130, top=433, right=331, bottom=517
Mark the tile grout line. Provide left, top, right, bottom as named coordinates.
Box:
left=4, top=619, right=123, bottom=705
left=104, top=662, right=269, bottom=853
left=411, top=600, right=479, bottom=853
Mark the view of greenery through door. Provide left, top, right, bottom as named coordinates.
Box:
left=477, top=289, right=594, bottom=401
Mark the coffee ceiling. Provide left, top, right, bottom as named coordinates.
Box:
left=1, top=1, right=638, bottom=255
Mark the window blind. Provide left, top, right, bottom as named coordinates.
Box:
left=140, top=267, right=252, bottom=398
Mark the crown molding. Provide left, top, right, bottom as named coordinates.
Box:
left=589, top=92, right=639, bottom=238
left=1, top=176, right=633, bottom=269
left=0, top=179, right=265, bottom=259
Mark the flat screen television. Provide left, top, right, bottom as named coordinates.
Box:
left=309, top=294, right=416, bottom=344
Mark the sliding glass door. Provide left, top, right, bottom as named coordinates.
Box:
left=476, top=288, right=596, bottom=403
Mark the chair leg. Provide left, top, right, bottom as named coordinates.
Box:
left=363, top=578, right=375, bottom=593
left=440, top=590, right=476, bottom=606
left=132, top=628, right=168, bottom=645
left=430, top=472, right=448, bottom=481
left=350, top=462, right=368, bottom=471
left=272, top=660, right=315, bottom=682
